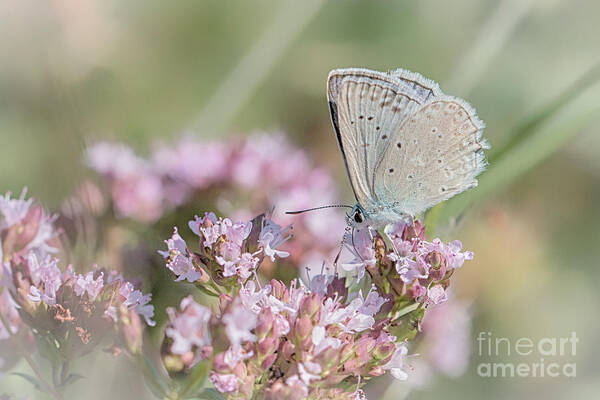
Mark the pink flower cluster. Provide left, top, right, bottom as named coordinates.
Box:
left=160, top=212, right=291, bottom=284
left=155, top=212, right=476, bottom=399
left=343, top=221, right=473, bottom=308
left=0, top=189, right=58, bottom=260
left=0, top=189, right=154, bottom=365
left=0, top=189, right=59, bottom=371
left=86, top=133, right=347, bottom=265
left=3, top=252, right=155, bottom=359
left=12, top=253, right=154, bottom=325
left=163, top=276, right=410, bottom=400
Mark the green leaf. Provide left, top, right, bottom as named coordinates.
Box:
left=196, top=388, right=225, bottom=400
left=138, top=354, right=168, bottom=399
left=389, top=307, right=424, bottom=342
left=12, top=372, right=47, bottom=392
left=34, top=333, right=63, bottom=365
left=60, top=373, right=85, bottom=387
left=194, top=284, right=220, bottom=298
left=178, top=359, right=211, bottom=399
left=489, top=63, right=600, bottom=165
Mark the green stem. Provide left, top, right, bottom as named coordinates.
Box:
left=134, top=353, right=169, bottom=399
left=0, top=309, right=64, bottom=399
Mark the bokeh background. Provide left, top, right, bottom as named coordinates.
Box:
left=1, top=0, right=599, bottom=399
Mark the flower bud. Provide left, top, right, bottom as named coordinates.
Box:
left=355, top=336, right=376, bottom=360
left=256, top=308, right=275, bottom=339
left=120, top=307, right=143, bottom=355
left=298, top=294, right=321, bottom=320
left=199, top=345, right=213, bottom=360
left=326, top=277, right=347, bottom=300
left=294, top=314, right=312, bottom=340
left=15, top=205, right=42, bottom=251
left=407, top=282, right=426, bottom=299
left=368, top=366, right=385, bottom=376
left=213, top=352, right=230, bottom=373
left=403, top=221, right=425, bottom=241
left=219, top=293, right=233, bottom=314
left=339, top=342, right=354, bottom=363
left=426, top=251, right=446, bottom=281
left=269, top=279, right=288, bottom=301
left=373, top=341, right=395, bottom=361
left=344, top=357, right=362, bottom=374
left=282, top=340, right=295, bottom=359
left=375, top=234, right=387, bottom=261
left=261, top=353, right=277, bottom=370
left=258, top=337, right=278, bottom=355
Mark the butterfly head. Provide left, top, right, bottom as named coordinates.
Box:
left=346, top=204, right=369, bottom=229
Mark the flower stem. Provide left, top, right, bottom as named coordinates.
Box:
left=0, top=309, right=63, bottom=399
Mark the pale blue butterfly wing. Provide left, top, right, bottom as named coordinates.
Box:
left=328, top=68, right=488, bottom=226
left=327, top=69, right=426, bottom=209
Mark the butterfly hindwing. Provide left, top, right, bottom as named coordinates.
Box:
left=374, top=97, right=488, bottom=216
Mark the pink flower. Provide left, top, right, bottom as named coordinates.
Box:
left=445, top=240, right=474, bottom=269
left=0, top=189, right=58, bottom=256
left=239, top=281, right=271, bottom=314
left=383, top=343, right=410, bottom=380
left=210, top=372, right=239, bottom=393
left=283, top=375, right=309, bottom=399
left=86, top=142, right=165, bottom=222
left=223, top=300, right=258, bottom=348
left=27, top=254, right=63, bottom=305
left=425, top=284, right=448, bottom=306
left=73, top=271, right=104, bottom=301
left=342, top=228, right=377, bottom=280
left=166, top=296, right=212, bottom=355
left=311, top=325, right=342, bottom=355
left=152, top=137, right=230, bottom=189
left=317, top=293, right=378, bottom=334
left=359, top=287, right=388, bottom=316
left=189, top=212, right=220, bottom=247
left=422, top=239, right=473, bottom=270
left=88, top=133, right=349, bottom=267
left=258, top=219, right=291, bottom=261
left=159, top=228, right=203, bottom=283
left=235, top=253, right=260, bottom=280
left=0, top=188, right=33, bottom=228
left=396, top=256, right=429, bottom=283
left=86, top=142, right=145, bottom=177
left=111, top=173, right=164, bottom=222
left=0, top=291, right=20, bottom=341
left=298, top=361, right=322, bottom=385
left=119, top=281, right=155, bottom=326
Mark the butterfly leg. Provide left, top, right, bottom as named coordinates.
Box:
left=333, top=226, right=352, bottom=269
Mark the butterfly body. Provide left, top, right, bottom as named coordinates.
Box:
left=328, top=68, right=489, bottom=228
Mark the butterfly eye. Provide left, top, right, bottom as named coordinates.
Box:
left=354, top=211, right=364, bottom=224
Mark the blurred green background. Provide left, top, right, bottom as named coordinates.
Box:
left=1, top=0, right=599, bottom=399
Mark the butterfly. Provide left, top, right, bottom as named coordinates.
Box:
left=289, top=67, right=489, bottom=228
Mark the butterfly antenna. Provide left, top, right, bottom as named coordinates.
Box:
left=285, top=204, right=353, bottom=215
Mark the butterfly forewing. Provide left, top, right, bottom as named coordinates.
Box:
left=328, top=69, right=424, bottom=209
left=374, top=97, right=487, bottom=216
